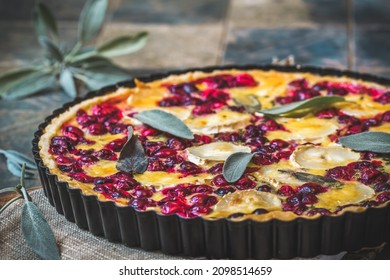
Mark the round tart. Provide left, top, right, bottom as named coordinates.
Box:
left=33, top=65, right=390, bottom=259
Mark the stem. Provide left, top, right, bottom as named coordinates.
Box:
left=67, top=42, right=82, bottom=58
left=0, top=196, right=23, bottom=215
left=0, top=187, right=17, bottom=195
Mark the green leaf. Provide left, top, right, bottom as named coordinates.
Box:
left=0, top=68, right=38, bottom=96
left=59, top=68, right=77, bottom=98
left=5, top=160, right=35, bottom=178
left=339, top=132, right=390, bottom=153
left=278, top=170, right=342, bottom=187
left=2, top=71, right=54, bottom=100
left=97, top=32, right=148, bottom=57
left=259, top=96, right=345, bottom=117
left=222, top=152, right=254, bottom=183
left=38, top=37, right=63, bottom=62
left=78, top=0, right=109, bottom=44
left=21, top=201, right=60, bottom=260
left=34, top=2, right=58, bottom=40
left=0, top=195, right=23, bottom=215
left=0, top=149, right=37, bottom=170
left=116, top=127, right=148, bottom=174
left=73, top=64, right=130, bottom=89
left=134, top=109, right=194, bottom=139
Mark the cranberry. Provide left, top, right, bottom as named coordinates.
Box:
left=374, top=92, right=390, bottom=104
left=130, top=198, right=156, bottom=211
left=275, top=96, right=294, bottom=105
left=315, top=108, right=339, bottom=119
left=159, top=96, right=184, bottom=107
left=292, top=88, right=320, bottom=101
left=49, top=136, right=76, bottom=155
left=301, top=193, right=318, bottom=205
left=235, top=177, right=256, bottom=190
left=208, top=163, right=224, bottom=174
left=327, top=87, right=348, bottom=96
left=192, top=134, right=212, bottom=144
left=346, top=124, right=367, bottom=135
left=162, top=184, right=192, bottom=197
left=153, top=148, right=176, bottom=158
left=140, top=127, right=160, bottom=137
left=78, top=155, right=98, bottom=165
left=192, top=105, right=215, bottom=115
left=381, top=111, right=390, bottom=122
left=312, top=81, right=329, bottom=91
left=167, top=82, right=198, bottom=95
left=92, top=103, right=120, bottom=117
left=188, top=205, right=211, bottom=217
left=289, top=78, right=308, bottom=88
left=374, top=183, right=390, bottom=193
left=160, top=201, right=187, bottom=215
left=166, top=137, right=187, bottom=150
left=243, top=124, right=261, bottom=139
left=104, top=138, right=127, bottom=152
left=359, top=169, right=388, bottom=185
left=143, top=141, right=165, bottom=156
left=108, top=123, right=128, bottom=134
left=190, top=194, right=217, bottom=207
left=214, top=132, right=241, bottom=142
left=306, top=208, right=331, bottom=216
left=214, top=187, right=235, bottom=196
left=133, top=186, right=153, bottom=198
left=326, top=166, right=355, bottom=181
left=297, top=183, right=327, bottom=195
left=235, top=73, right=258, bottom=87
left=178, top=161, right=202, bottom=174
left=87, top=123, right=107, bottom=135
left=337, top=115, right=361, bottom=126
left=252, top=208, right=269, bottom=215
left=252, top=153, right=278, bottom=165
left=228, top=213, right=245, bottom=219
left=361, top=200, right=380, bottom=207
left=257, top=185, right=273, bottom=192
left=275, top=150, right=293, bottom=160
left=269, top=139, right=289, bottom=150
left=147, top=157, right=167, bottom=171
left=193, top=184, right=212, bottom=194
left=277, top=185, right=296, bottom=196
left=213, top=174, right=229, bottom=187
left=62, top=125, right=84, bottom=140
left=76, top=112, right=97, bottom=128
left=94, top=149, right=117, bottom=160
left=58, top=163, right=82, bottom=173
left=55, top=156, right=74, bottom=165
left=376, top=192, right=390, bottom=203
left=70, top=172, right=95, bottom=183
left=260, top=119, right=282, bottom=132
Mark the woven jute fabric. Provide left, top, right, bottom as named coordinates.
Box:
left=0, top=189, right=188, bottom=260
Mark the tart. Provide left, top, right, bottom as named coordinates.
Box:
left=33, top=65, right=390, bottom=259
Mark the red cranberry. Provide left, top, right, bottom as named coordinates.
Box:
left=208, top=163, right=224, bottom=174
left=104, top=138, right=127, bottom=152
left=133, top=186, right=153, bottom=198
left=215, top=132, right=241, bottom=142
left=92, top=103, right=120, bottom=117
left=58, top=163, right=82, bottom=173
left=376, top=192, right=390, bottom=203
left=275, top=96, right=294, bottom=105
left=297, top=183, right=327, bottom=195
left=193, top=184, right=212, bottom=194
left=289, top=78, right=308, bottom=88
left=147, top=157, right=167, bottom=171
left=192, top=134, right=212, bottom=144
left=252, top=153, right=278, bottom=165
left=381, top=111, right=390, bottom=122
left=78, top=155, right=98, bottom=165
left=70, top=172, right=95, bottom=183
left=260, top=119, right=282, bottom=132
left=214, top=187, right=235, bottom=196
left=315, top=108, right=339, bottom=119
left=361, top=200, right=380, bottom=207
left=301, top=193, right=318, bottom=205
left=306, top=208, right=331, bottom=216
left=192, top=105, right=215, bottom=115
left=178, top=161, right=202, bottom=174
left=188, top=205, right=211, bottom=217
left=153, top=148, right=176, bottom=158
left=243, top=124, right=261, bottom=139
left=49, top=136, right=76, bottom=155
left=55, top=156, right=74, bottom=165
left=62, top=125, right=84, bottom=140
left=269, top=139, right=289, bottom=150
left=359, top=169, right=388, bottom=185
left=162, top=184, right=192, bottom=197
left=277, top=185, right=296, bottom=196
left=76, top=111, right=97, bottom=128
left=160, top=201, right=187, bottom=215
left=213, top=174, right=229, bottom=187
left=130, top=198, right=156, bottom=211
left=87, top=123, right=107, bottom=135
left=235, top=73, right=258, bottom=87
left=190, top=194, right=217, bottom=207
left=94, top=149, right=117, bottom=160
left=141, top=127, right=160, bottom=137
left=143, top=141, right=165, bottom=156
left=167, top=82, right=198, bottom=95
left=337, top=115, right=361, bottom=126
left=312, top=81, right=329, bottom=91
left=292, top=88, right=320, bottom=101
left=374, top=183, right=390, bottom=193
left=108, top=123, right=128, bottom=134
left=326, top=166, right=355, bottom=181
left=374, top=92, right=390, bottom=104
left=159, top=96, right=184, bottom=107
left=235, top=177, right=256, bottom=190
left=166, top=137, right=188, bottom=150
left=275, top=150, right=293, bottom=160
left=327, top=87, right=348, bottom=96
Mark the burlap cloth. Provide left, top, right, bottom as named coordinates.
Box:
left=0, top=189, right=189, bottom=260
left=2, top=188, right=384, bottom=260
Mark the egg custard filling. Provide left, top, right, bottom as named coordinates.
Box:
left=38, top=69, right=390, bottom=221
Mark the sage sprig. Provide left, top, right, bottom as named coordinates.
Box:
left=0, top=149, right=37, bottom=178
left=0, top=164, right=60, bottom=260
left=0, top=0, right=148, bottom=99
left=134, top=109, right=194, bottom=139
left=339, top=132, right=390, bottom=153
left=116, top=127, right=149, bottom=174
left=259, top=96, right=345, bottom=117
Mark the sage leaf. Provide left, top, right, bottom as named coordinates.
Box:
left=278, top=169, right=342, bottom=187
left=6, top=160, right=36, bottom=178
left=0, top=149, right=37, bottom=170
left=339, top=132, right=390, bottom=153
left=2, top=71, right=54, bottom=100
left=97, top=32, right=148, bottom=58
left=34, top=2, right=58, bottom=41
left=233, top=94, right=261, bottom=113
left=21, top=201, right=60, bottom=260
left=73, top=65, right=130, bottom=89
left=78, top=0, right=108, bottom=44
left=0, top=68, right=38, bottom=96
left=259, top=96, right=345, bottom=117
left=116, top=127, right=148, bottom=174
left=134, top=109, right=194, bottom=139
left=60, top=68, right=77, bottom=98
left=38, top=36, right=63, bottom=62
left=223, top=152, right=254, bottom=183
left=0, top=195, right=23, bottom=215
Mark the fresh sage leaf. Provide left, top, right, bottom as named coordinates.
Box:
left=278, top=169, right=342, bottom=187
left=233, top=94, right=261, bottom=113
left=78, top=0, right=108, bottom=44
left=134, top=109, right=194, bottom=139
left=73, top=65, right=129, bottom=90
left=259, top=96, right=345, bottom=117
left=116, top=127, right=148, bottom=174
left=60, top=68, right=77, bottom=98
left=97, top=32, right=148, bottom=58
left=21, top=201, right=61, bottom=260
left=2, top=71, right=54, bottom=100
left=5, top=160, right=36, bottom=178
left=223, top=152, right=254, bottom=183
left=0, top=149, right=37, bottom=170
left=34, top=2, right=58, bottom=41
left=38, top=36, right=63, bottom=62
left=0, top=68, right=38, bottom=96
left=339, top=132, right=390, bottom=153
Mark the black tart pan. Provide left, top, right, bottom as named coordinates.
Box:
left=32, top=64, right=390, bottom=259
